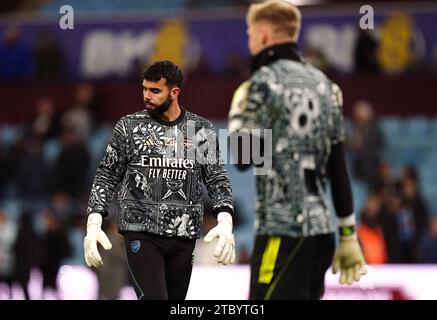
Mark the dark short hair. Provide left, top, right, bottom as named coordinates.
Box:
left=143, top=60, right=183, bottom=88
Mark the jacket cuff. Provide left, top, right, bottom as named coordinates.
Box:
left=213, top=206, right=234, bottom=217
left=87, top=208, right=108, bottom=218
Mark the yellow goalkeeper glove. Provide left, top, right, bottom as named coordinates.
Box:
left=332, top=215, right=367, bottom=285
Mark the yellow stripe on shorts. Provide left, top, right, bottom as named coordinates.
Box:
left=258, top=236, right=281, bottom=284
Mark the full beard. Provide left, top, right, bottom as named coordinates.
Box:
left=144, top=95, right=172, bottom=116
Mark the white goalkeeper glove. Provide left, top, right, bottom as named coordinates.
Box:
left=332, top=215, right=367, bottom=285
left=204, top=212, right=236, bottom=265
left=84, top=213, right=112, bottom=268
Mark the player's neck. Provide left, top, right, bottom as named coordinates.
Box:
left=159, top=102, right=181, bottom=122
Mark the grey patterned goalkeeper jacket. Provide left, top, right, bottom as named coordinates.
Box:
left=87, top=107, right=234, bottom=239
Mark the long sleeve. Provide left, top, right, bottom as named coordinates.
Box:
left=326, top=82, right=354, bottom=218
left=327, top=142, right=354, bottom=218
left=199, top=123, right=234, bottom=217
left=87, top=118, right=129, bottom=217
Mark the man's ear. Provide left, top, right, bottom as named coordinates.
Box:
left=260, top=24, right=270, bottom=46
left=170, top=87, right=180, bottom=100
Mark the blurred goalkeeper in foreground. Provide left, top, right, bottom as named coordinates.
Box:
left=228, top=0, right=366, bottom=299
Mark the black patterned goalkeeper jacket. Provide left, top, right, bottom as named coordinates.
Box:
left=87, top=107, right=234, bottom=239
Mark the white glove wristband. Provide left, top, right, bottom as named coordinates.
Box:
left=217, top=212, right=233, bottom=226
left=87, top=212, right=103, bottom=230
left=84, top=213, right=111, bottom=268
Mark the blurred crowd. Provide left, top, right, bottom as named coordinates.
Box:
left=1, top=22, right=436, bottom=84
left=0, top=81, right=129, bottom=299
left=346, top=101, right=436, bottom=265
left=0, top=26, right=65, bottom=82
left=0, top=24, right=249, bottom=83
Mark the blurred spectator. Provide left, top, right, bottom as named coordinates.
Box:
left=96, top=218, right=128, bottom=300
left=373, top=161, right=397, bottom=197
left=396, top=204, right=417, bottom=263
left=0, top=26, right=32, bottom=80
left=419, top=217, right=437, bottom=263
left=33, top=29, right=66, bottom=81
left=431, top=44, right=437, bottom=73
left=63, top=214, right=86, bottom=266
left=55, top=128, right=91, bottom=199
left=15, top=135, right=53, bottom=203
left=29, top=97, right=61, bottom=143
left=347, top=100, right=384, bottom=189
left=12, top=211, right=39, bottom=300
left=62, top=83, right=99, bottom=140
left=4, top=135, right=25, bottom=198
left=50, top=192, right=79, bottom=217
left=0, top=140, right=14, bottom=199
left=0, top=209, right=17, bottom=299
left=39, top=210, right=71, bottom=299
left=380, top=170, right=431, bottom=264
left=379, top=191, right=404, bottom=263
left=357, top=194, right=388, bottom=264
left=400, top=164, right=419, bottom=185
left=400, top=173, right=429, bottom=260
left=354, top=29, right=380, bottom=74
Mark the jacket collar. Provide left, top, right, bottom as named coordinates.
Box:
left=249, top=42, right=304, bottom=75
left=150, top=106, right=186, bottom=126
